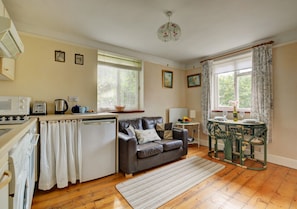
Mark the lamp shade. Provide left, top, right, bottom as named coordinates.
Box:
left=157, top=11, right=181, bottom=42
left=157, top=22, right=181, bottom=42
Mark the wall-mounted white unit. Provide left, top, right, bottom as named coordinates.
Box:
left=0, top=16, right=24, bottom=58
left=169, top=107, right=188, bottom=123
left=0, top=57, right=15, bottom=80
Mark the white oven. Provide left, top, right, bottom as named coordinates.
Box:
left=9, top=132, right=31, bottom=209
left=27, top=128, right=39, bottom=207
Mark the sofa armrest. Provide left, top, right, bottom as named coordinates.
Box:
left=118, top=132, right=138, bottom=174
left=173, top=128, right=188, bottom=155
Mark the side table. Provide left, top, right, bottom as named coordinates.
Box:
left=175, top=122, right=200, bottom=147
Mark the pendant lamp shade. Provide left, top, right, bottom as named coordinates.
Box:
left=157, top=11, right=181, bottom=42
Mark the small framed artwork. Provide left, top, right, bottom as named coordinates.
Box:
left=162, top=70, right=173, bottom=88
left=75, top=54, right=84, bottom=65
left=55, top=50, right=65, bottom=62
left=187, top=73, right=201, bottom=88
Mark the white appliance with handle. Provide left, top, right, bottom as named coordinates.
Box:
left=79, top=118, right=117, bottom=182
left=0, top=161, right=11, bottom=209
left=27, top=128, right=39, bottom=207
left=9, top=132, right=31, bottom=209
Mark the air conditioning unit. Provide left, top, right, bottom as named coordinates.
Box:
left=0, top=16, right=24, bottom=58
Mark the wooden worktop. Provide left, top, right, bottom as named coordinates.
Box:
left=37, top=112, right=118, bottom=121
left=0, top=118, right=37, bottom=168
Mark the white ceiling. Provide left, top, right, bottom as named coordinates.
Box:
left=3, top=0, right=297, bottom=67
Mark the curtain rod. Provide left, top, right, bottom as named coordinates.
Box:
left=200, top=40, right=274, bottom=63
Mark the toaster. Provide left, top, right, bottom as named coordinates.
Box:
left=32, top=101, right=47, bottom=115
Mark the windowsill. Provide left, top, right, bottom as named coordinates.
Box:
left=212, top=110, right=251, bottom=113
left=110, top=110, right=145, bottom=114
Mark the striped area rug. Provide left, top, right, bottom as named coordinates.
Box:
left=116, top=156, right=225, bottom=209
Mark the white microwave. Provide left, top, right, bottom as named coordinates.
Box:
left=0, top=96, right=31, bottom=115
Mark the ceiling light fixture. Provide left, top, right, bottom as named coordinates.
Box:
left=157, top=11, right=181, bottom=42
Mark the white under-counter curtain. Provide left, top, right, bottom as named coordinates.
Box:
left=38, top=120, right=80, bottom=190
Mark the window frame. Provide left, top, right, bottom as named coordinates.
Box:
left=212, top=52, right=252, bottom=112
left=97, top=52, right=143, bottom=112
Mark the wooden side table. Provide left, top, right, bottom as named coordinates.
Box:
left=175, top=122, right=200, bottom=147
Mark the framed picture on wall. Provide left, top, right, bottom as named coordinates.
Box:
left=187, top=73, right=201, bottom=87
left=162, top=70, right=173, bottom=88
left=55, top=50, right=65, bottom=62
left=75, top=54, right=84, bottom=65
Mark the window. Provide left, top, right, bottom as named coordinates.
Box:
left=212, top=52, right=252, bottom=111
left=97, top=52, right=142, bottom=111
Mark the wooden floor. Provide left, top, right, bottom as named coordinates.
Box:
left=32, top=145, right=297, bottom=209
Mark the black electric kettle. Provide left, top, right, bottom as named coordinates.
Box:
left=54, top=99, right=68, bottom=114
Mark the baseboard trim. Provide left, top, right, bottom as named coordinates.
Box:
left=267, top=153, right=297, bottom=169
left=199, top=138, right=297, bottom=170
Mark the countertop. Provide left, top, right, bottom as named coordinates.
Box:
left=0, top=118, right=37, bottom=168
left=37, top=112, right=118, bottom=121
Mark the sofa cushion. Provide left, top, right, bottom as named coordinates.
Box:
left=137, top=142, right=163, bottom=159
left=142, top=117, right=163, bottom=129
left=155, top=139, right=183, bottom=151
left=125, top=125, right=135, bottom=136
left=135, top=129, right=161, bottom=144
left=119, top=118, right=143, bottom=134
left=156, top=123, right=173, bottom=140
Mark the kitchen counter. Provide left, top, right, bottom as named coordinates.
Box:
left=37, top=112, right=118, bottom=121
left=37, top=112, right=119, bottom=190
left=0, top=113, right=117, bottom=166
left=0, top=118, right=37, bottom=168
left=0, top=113, right=117, bottom=169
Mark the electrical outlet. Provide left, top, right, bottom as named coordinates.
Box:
left=68, top=96, right=79, bottom=102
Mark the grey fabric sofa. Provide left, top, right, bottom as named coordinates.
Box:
left=118, top=116, right=188, bottom=176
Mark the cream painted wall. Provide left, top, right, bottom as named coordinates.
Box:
left=0, top=34, right=98, bottom=113
left=270, top=42, right=297, bottom=159
left=0, top=34, right=186, bottom=121
left=142, top=62, right=186, bottom=121
left=185, top=68, right=202, bottom=120
left=184, top=68, right=205, bottom=139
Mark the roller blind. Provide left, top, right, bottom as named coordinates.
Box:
left=213, top=52, right=252, bottom=74
left=98, top=52, right=141, bottom=71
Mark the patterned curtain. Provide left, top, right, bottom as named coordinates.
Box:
left=201, top=60, right=213, bottom=134
left=251, top=44, right=273, bottom=142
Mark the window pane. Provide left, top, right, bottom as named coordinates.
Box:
left=119, top=69, right=138, bottom=108
left=213, top=52, right=252, bottom=111
left=97, top=65, right=117, bottom=110
left=238, top=74, right=251, bottom=108
left=218, top=72, right=235, bottom=107
left=97, top=65, right=139, bottom=111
